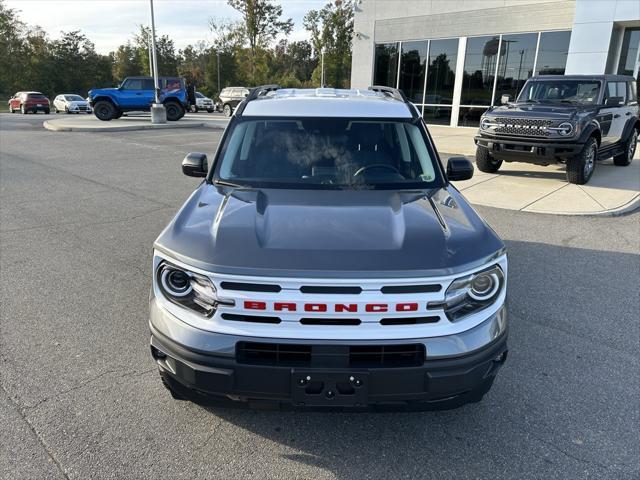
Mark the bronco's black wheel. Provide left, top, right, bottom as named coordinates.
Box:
left=566, top=136, right=597, bottom=184
left=164, top=101, right=184, bottom=121
left=613, top=128, right=638, bottom=167
left=93, top=100, right=115, bottom=121
left=475, top=145, right=503, bottom=173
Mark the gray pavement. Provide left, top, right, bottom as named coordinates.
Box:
left=1, top=113, right=639, bottom=480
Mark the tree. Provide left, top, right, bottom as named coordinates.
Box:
left=227, top=0, right=293, bottom=84
left=133, top=26, right=178, bottom=77
left=304, top=0, right=354, bottom=88
left=112, top=43, right=142, bottom=81
left=0, top=0, right=27, bottom=96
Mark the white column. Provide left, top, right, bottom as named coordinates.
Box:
left=450, top=37, right=466, bottom=127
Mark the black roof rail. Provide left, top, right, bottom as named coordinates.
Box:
left=235, top=84, right=281, bottom=116
left=368, top=85, right=419, bottom=119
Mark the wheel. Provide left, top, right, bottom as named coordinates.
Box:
left=86, top=111, right=92, bottom=114
left=223, top=104, right=232, bottom=117
left=613, top=128, right=638, bottom=167
left=93, top=100, right=115, bottom=121
left=193, top=106, right=199, bottom=113
left=207, top=108, right=214, bottom=113
left=475, top=145, right=503, bottom=173
left=54, top=106, right=59, bottom=113
left=164, top=101, right=184, bottom=121
left=113, top=110, right=123, bottom=120
left=20, top=104, right=26, bottom=114
left=566, top=136, right=597, bottom=184
left=65, top=106, right=70, bottom=114
left=44, top=109, right=49, bottom=114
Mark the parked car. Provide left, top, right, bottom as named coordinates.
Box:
left=88, top=76, right=188, bottom=121
left=53, top=94, right=92, bottom=114
left=194, top=92, right=216, bottom=113
left=475, top=74, right=639, bottom=184
left=8, top=91, right=50, bottom=114
left=219, top=86, right=250, bottom=116
left=149, top=86, right=508, bottom=410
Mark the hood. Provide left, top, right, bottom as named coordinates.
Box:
left=155, top=185, right=504, bottom=277
left=486, top=102, right=595, bottom=120
left=89, top=87, right=118, bottom=96
left=70, top=101, right=89, bottom=106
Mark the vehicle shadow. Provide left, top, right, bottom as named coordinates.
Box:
left=191, top=239, right=639, bottom=479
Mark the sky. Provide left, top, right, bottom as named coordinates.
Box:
left=5, top=0, right=325, bottom=53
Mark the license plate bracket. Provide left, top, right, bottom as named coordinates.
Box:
left=291, top=370, right=369, bottom=407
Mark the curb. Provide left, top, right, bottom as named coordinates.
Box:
left=43, top=120, right=211, bottom=132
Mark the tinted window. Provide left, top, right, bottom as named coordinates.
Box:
left=425, top=38, right=457, bottom=105
left=519, top=80, right=601, bottom=105
left=26, top=93, right=46, bottom=99
left=604, top=82, right=627, bottom=104
left=216, top=118, right=441, bottom=189
left=122, top=79, right=144, bottom=90
left=374, top=43, right=399, bottom=87
left=617, top=28, right=640, bottom=76
left=461, top=36, right=500, bottom=106
left=399, top=41, right=427, bottom=104
left=495, top=33, right=538, bottom=102
left=196, top=92, right=204, bottom=98
left=65, top=95, right=84, bottom=101
left=535, top=31, right=571, bottom=75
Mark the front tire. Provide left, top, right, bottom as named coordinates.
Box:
left=475, top=146, right=503, bottom=173
left=164, top=101, right=184, bottom=121
left=93, top=101, right=115, bottom=121
left=44, top=109, right=49, bottom=114
left=613, top=128, right=638, bottom=167
left=193, top=106, right=199, bottom=113
left=207, top=108, right=214, bottom=113
left=566, top=137, right=597, bottom=184
left=20, top=104, right=26, bottom=114
left=223, top=104, right=232, bottom=117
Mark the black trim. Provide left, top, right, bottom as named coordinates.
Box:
left=381, top=284, right=442, bottom=294
left=300, top=318, right=361, bottom=326
left=221, top=313, right=281, bottom=324
left=220, top=281, right=281, bottom=293
left=300, top=286, right=362, bottom=294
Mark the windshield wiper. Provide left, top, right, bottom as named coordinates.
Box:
left=214, top=179, right=247, bottom=188
left=559, top=99, right=579, bottom=104
left=523, top=99, right=540, bottom=103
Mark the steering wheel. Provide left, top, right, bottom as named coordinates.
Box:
left=353, top=164, right=401, bottom=177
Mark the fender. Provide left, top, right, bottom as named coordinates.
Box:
left=91, top=94, right=120, bottom=108
left=621, top=115, right=640, bottom=140
left=577, top=121, right=601, bottom=144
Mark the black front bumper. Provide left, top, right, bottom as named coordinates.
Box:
left=475, top=134, right=583, bottom=163
left=151, top=330, right=508, bottom=410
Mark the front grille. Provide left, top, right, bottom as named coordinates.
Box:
left=236, top=342, right=425, bottom=368
left=494, top=117, right=552, bottom=137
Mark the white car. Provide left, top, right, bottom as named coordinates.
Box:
left=53, top=94, right=92, bottom=114
left=194, top=92, right=215, bottom=113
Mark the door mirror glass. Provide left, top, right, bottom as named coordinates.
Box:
left=446, top=156, right=474, bottom=181
left=501, top=94, right=511, bottom=104
left=182, top=152, right=208, bottom=177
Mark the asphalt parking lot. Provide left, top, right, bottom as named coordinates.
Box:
left=1, top=113, right=639, bottom=480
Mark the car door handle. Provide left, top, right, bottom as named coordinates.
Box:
left=613, top=114, right=620, bottom=118
left=625, top=111, right=632, bottom=116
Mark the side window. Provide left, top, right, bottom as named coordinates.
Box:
left=143, top=79, right=155, bottom=90
left=122, top=79, right=143, bottom=90
left=616, top=82, right=628, bottom=104
left=604, top=82, right=616, bottom=102
left=628, top=82, right=638, bottom=103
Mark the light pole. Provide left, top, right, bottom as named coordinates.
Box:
left=320, top=47, right=325, bottom=87
left=149, top=0, right=166, bottom=123
left=217, top=51, right=221, bottom=94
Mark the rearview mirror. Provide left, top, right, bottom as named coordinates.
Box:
left=182, top=152, right=208, bottom=177
left=501, top=94, right=511, bottom=105
left=605, top=96, right=623, bottom=106
left=446, top=156, right=474, bottom=181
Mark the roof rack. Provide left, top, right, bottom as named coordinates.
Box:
left=235, top=84, right=281, bottom=116
left=368, top=85, right=419, bottom=119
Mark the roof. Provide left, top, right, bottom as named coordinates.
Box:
left=531, top=74, right=635, bottom=81
left=240, top=88, right=414, bottom=118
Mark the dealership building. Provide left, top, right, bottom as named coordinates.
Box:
left=350, top=0, right=640, bottom=127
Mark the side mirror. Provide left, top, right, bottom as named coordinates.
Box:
left=501, top=94, right=511, bottom=105
left=446, top=156, right=474, bottom=181
left=182, top=152, right=208, bottom=177
left=605, top=96, right=622, bottom=106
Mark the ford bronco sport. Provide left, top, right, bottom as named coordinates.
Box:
left=475, top=75, right=639, bottom=184
left=150, top=86, right=508, bottom=409
left=88, top=76, right=188, bottom=121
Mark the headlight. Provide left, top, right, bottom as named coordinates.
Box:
left=442, top=265, right=505, bottom=321
left=550, top=122, right=574, bottom=136
left=480, top=116, right=492, bottom=130
left=156, top=262, right=232, bottom=316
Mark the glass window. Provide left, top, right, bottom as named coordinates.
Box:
left=617, top=28, right=640, bottom=76
left=519, top=79, right=601, bottom=105
left=461, top=36, right=500, bottom=106
left=374, top=43, right=399, bottom=87
left=458, top=107, right=489, bottom=127
left=215, top=117, right=442, bottom=189
left=399, top=41, right=428, bottom=104
left=603, top=82, right=627, bottom=105
left=425, top=38, right=458, bottom=105
left=535, top=31, right=571, bottom=75
left=423, top=106, right=452, bottom=125
left=495, top=33, right=538, bottom=103
left=122, top=79, right=144, bottom=90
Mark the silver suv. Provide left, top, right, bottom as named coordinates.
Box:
left=219, top=86, right=249, bottom=117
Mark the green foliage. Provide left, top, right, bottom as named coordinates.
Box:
left=0, top=0, right=354, bottom=102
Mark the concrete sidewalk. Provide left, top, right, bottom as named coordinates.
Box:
left=42, top=113, right=229, bottom=132
left=431, top=125, right=640, bottom=215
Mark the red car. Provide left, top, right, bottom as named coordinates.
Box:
left=8, top=91, right=50, bottom=114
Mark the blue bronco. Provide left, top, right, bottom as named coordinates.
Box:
left=88, top=76, right=188, bottom=121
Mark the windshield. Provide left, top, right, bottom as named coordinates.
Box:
left=517, top=80, right=601, bottom=105
left=214, top=117, right=442, bottom=190
left=196, top=92, right=205, bottom=98
left=65, top=95, right=84, bottom=101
